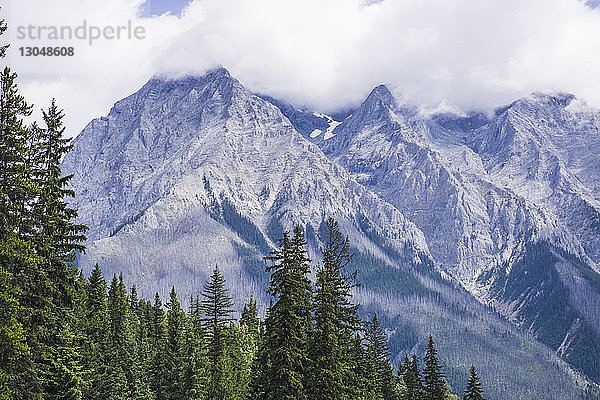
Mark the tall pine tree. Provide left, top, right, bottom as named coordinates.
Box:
left=310, top=217, right=363, bottom=400
left=149, top=293, right=168, bottom=400
left=200, top=265, right=234, bottom=400
left=404, top=354, right=425, bottom=400
left=181, top=296, right=208, bottom=400
left=463, top=365, right=485, bottom=400
left=165, top=286, right=185, bottom=400
left=423, top=336, right=447, bottom=400
left=251, top=226, right=312, bottom=400
left=364, top=312, right=398, bottom=400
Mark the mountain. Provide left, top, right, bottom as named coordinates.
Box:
left=62, top=68, right=600, bottom=398
left=300, top=85, right=600, bottom=382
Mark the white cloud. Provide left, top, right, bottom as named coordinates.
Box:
left=2, top=0, right=600, bottom=138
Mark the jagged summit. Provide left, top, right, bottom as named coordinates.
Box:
left=111, top=67, right=240, bottom=115
left=62, top=68, right=600, bottom=395
left=356, top=84, right=397, bottom=119
left=149, top=66, right=233, bottom=84
left=365, top=84, right=396, bottom=106
left=494, top=91, right=577, bottom=117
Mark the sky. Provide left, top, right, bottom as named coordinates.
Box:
left=2, top=0, right=600, bottom=138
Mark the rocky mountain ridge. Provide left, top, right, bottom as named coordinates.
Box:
left=62, top=68, right=600, bottom=397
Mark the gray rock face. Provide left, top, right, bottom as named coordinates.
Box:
left=63, top=67, right=429, bottom=305
left=62, top=69, right=600, bottom=397
left=311, top=86, right=600, bottom=382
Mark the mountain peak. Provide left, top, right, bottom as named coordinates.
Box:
left=364, top=84, right=396, bottom=108
left=203, top=66, right=232, bottom=79
left=495, top=91, right=576, bottom=117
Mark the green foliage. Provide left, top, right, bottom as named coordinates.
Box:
left=0, top=56, right=88, bottom=399
left=463, top=365, right=485, bottom=400
left=364, top=312, right=398, bottom=400
left=485, top=241, right=600, bottom=382
left=200, top=265, right=235, bottom=399
left=240, top=296, right=260, bottom=337
left=0, top=263, right=28, bottom=399
left=0, top=24, right=468, bottom=398
left=252, top=226, right=313, bottom=400
left=310, top=217, right=363, bottom=400
left=402, top=354, right=426, bottom=400
left=182, top=296, right=209, bottom=400
left=165, top=286, right=185, bottom=399
left=423, top=336, right=448, bottom=400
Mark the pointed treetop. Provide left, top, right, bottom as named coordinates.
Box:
left=463, top=365, right=485, bottom=400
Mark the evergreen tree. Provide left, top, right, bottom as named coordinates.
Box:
left=0, top=66, right=33, bottom=241
left=251, top=226, right=312, bottom=400
left=80, top=265, right=109, bottom=400
left=165, top=286, right=185, bottom=399
left=149, top=293, right=168, bottom=400
left=463, top=366, right=485, bottom=400
left=181, top=296, right=208, bottom=400
left=1, top=69, right=87, bottom=398
left=248, top=300, right=272, bottom=399
left=396, top=357, right=408, bottom=399
left=222, top=322, right=258, bottom=400
left=310, top=217, right=362, bottom=400
left=0, top=45, right=31, bottom=395
left=240, top=296, right=260, bottom=338
left=126, top=284, right=152, bottom=400
left=423, top=336, right=447, bottom=400
left=200, top=265, right=235, bottom=400
left=404, top=354, right=425, bottom=400
left=105, top=275, right=130, bottom=400
left=0, top=261, right=28, bottom=399
left=364, top=312, right=398, bottom=400
left=347, top=333, right=371, bottom=400
left=0, top=52, right=39, bottom=400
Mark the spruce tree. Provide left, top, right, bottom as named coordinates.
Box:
left=0, top=66, right=33, bottom=241
left=80, top=264, right=109, bottom=400
left=251, top=226, right=312, bottom=400
left=423, top=336, right=447, bottom=400
left=240, top=296, right=260, bottom=338
left=126, top=284, right=152, bottom=400
left=404, top=354, right=425, bottom=400
left=105, top=275, right=130, bottom=400
left=310, top=217, right=362, bottom=400
left=0, top=60, right=39, bottom=400
left=165, top=286, right=185, bottom=400
left=200, top=265, right=235, bottom=400
left=0, top=261, right=29, bottom=399
left=34, top=99, right=87, bottom=258
left=149, top=293, right=168, bottom=400
left=364, top=312, right=398, bottom=400
left=396, top=357, right=408, bottom=399
left=463, top=365, right=485, bottom=400
left=0, top=46, right=31, bottom=392
left=181, top=296, right=208, bottom=400
left=248, top=300, right=272, bottom=399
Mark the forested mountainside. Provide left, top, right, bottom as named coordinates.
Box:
left=56, top=66, right=600, bottom=398
left=0, top=50, right=497, bottom=399
left=276, top=84, right=600, bottom=383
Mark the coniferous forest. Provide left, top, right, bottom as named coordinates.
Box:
left=0, top=17, right=488, bottom=400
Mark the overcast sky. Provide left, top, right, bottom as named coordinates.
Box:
left=2, top=0, right=600, bottom=138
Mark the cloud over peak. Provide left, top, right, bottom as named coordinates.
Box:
left=3, top=0, right=600, bottom=137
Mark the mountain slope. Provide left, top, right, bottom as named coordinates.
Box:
left=63, top=68, right=430, bottom=301
left=300, top=85, right=600, bottom=382
left=62, top=69, right=598, bottom=398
